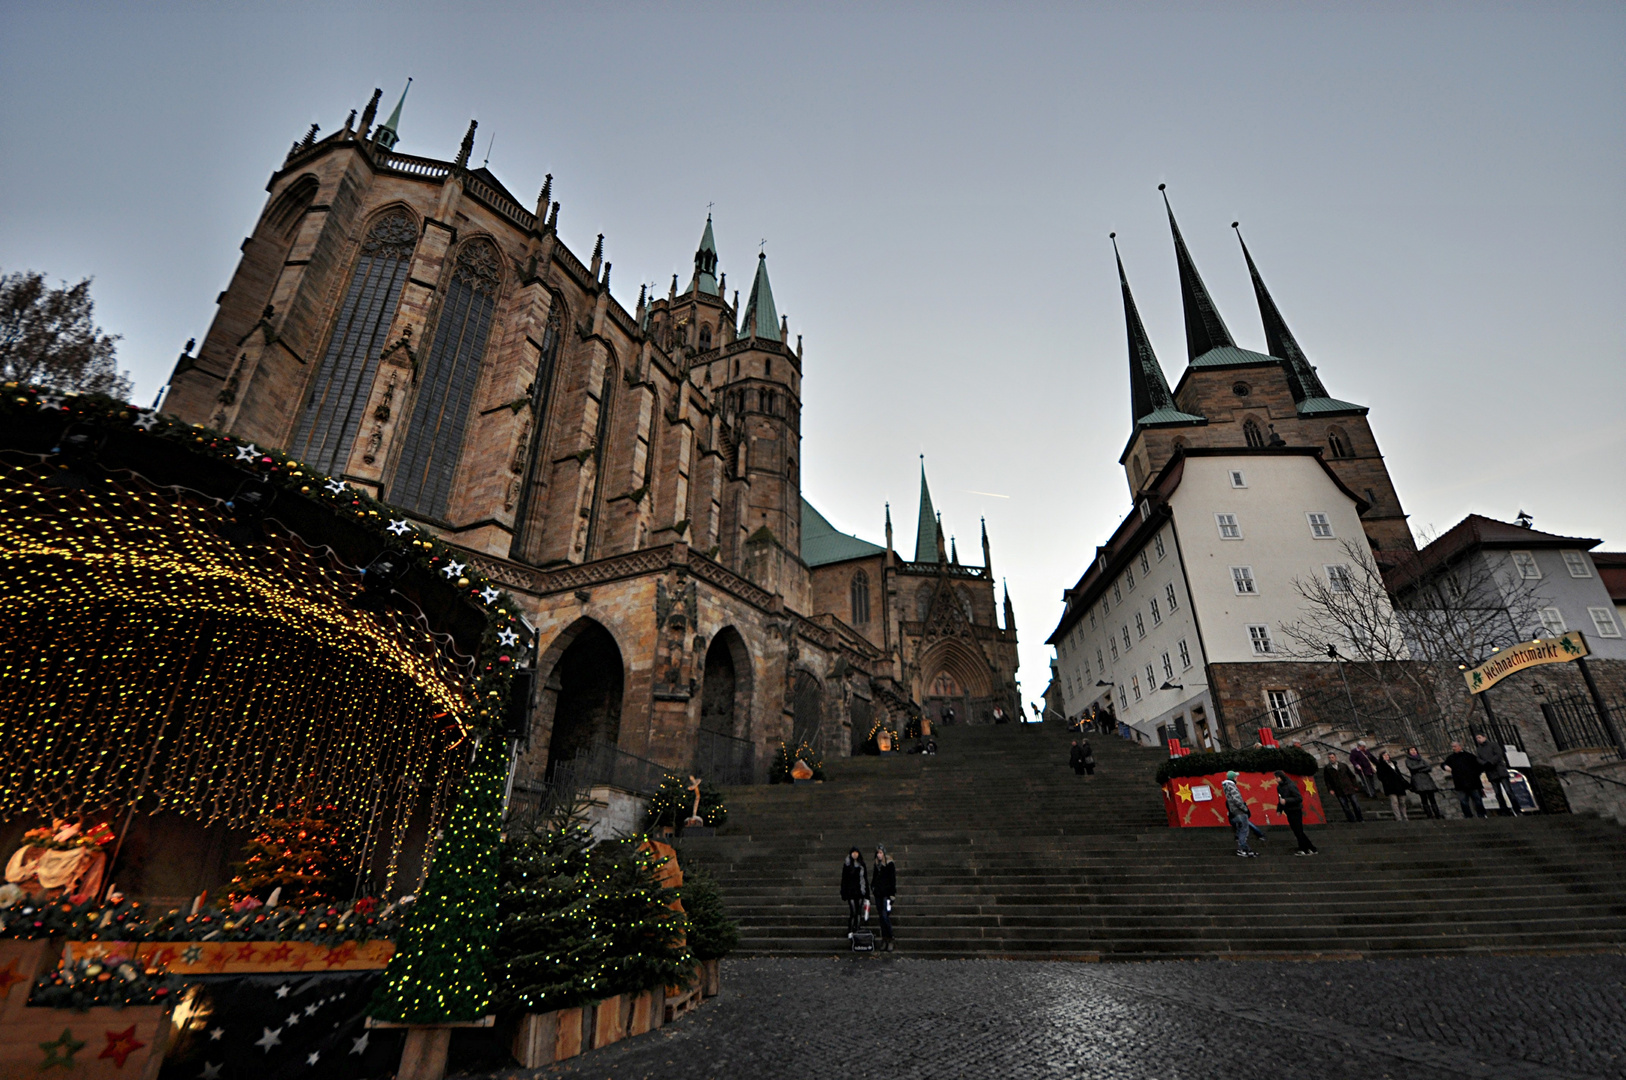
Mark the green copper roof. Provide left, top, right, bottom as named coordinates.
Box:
left=1138, top=406, right=1208, bottom=427
left=913, top=459, right=939, bottom=562
left=1115, top=237, right=1205, bottom=429
left=374, top=78, right=411, bottom=151
left=1163, top=188, right=1235, bottom=361
left=1187, top=345, right=1283, bottom=369
left=691, top=215, right=720, bottom=297
left=740, top=253, right=780, bottom=340
left=801, top=498, right=885, bottom=567
left=1295, top=395, right=1367, bottom=416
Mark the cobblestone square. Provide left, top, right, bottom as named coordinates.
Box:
left=470, top=954, right=1626, bottom=1080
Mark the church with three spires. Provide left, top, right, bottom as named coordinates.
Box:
left=160, top=85, right=1019, bottom=804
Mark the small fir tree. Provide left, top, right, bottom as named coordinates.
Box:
left=680, top=866, right=739, bottom=961
left=228, top=804, right=349, bottom=906
left=370, top=734, right=507, bottom=1023
left=491, top=802, right=603, bottom=1013
left=642, top=773, right=728, bottom=833
left=584, top=838, right=692, bottom=998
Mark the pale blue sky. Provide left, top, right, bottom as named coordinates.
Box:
left=3, top=2, right=1622, bottom=706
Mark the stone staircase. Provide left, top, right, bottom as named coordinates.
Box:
left=676, top=721, right=1626, bottom=960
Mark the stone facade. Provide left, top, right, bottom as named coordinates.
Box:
left=160, top=100, right=946, bottom=789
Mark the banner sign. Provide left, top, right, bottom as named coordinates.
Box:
left=1463, top=631, right=1589, bottom=693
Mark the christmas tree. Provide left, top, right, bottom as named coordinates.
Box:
left=680, top=865, right=739, bottom=961
left=490, top=802, right=602, bottom=1013
left=370, top=734, right=506, bottom=1023
left=228, top=804, right=350, bottom=906
left=583, top=838, right=692, bottom=998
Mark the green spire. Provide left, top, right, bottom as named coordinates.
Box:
left=1233, top=223, right=1327, bottom=401
left=739, top=252, right=780, bottom=341
left=1114, top=233, right=1204, bottom=429
left=691, top=214, right=720, bottom=296
left=913, top=457, right=937, bottom=563
left=374, top=77, right=411, bottom=151
left=1161, top=185, right=1234, bottom=362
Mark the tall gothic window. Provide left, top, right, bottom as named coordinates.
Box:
left=698, top=324, right=712, bottom=351
left=290, top=210, right=416, bottom=473
left=850, top=570, right=870, bottom=625
left=1243, top=418, right=1266, bottom=449
left=391, top=240, right=501, bottom=518
left=1327, top=426, right=1352, bottom=458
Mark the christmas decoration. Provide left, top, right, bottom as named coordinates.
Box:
left=228, top=805, right=351, bottom=907
left=679, top=867, right=738, bottom=962
left=28, top=954, right=186, bottom=1010
left=581, top=838, right=692, bottom=999
left=769, top=740, right=825, bottom=783
left=1154, top=746, right=1318, bottom=785
left=491, top=802, right=599, bottom=1013
left=643, top=774, right=727, bottom=833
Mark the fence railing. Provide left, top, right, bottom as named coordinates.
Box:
left=508, top=741, right=670, bottom=827
left=1446, top=712, right=1526, bottom=754
left=694, top=728, right=755, bottom=787
left=1542, top=693, right=1625, bottom=756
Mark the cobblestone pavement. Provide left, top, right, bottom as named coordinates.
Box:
left=467, top=954, right=1626, bottom=1080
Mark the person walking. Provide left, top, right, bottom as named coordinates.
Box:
left=1274, top=770, right=1318, bottom=855
left=1375, top=751, right=1411, bottom=821
left=1349, top=742, right=1379, bottom=799
left=1404, top=747, right=1444, bottom=819
left=1443, top=741, right=1488, bottom=819
left=871, top=845, right=897, bottom=951
left=1069, top=739, right=1086, bottom=776
left=1078, top=739, right=1096, bottom=777
left=1323, top=752, right=1365, bottom=823
left=1224, top=770, right=1265, bottom=857
left=840, top=847, right=869, bottom=937
left=1474, top=734, right=1523, bottom=816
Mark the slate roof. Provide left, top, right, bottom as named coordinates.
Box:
left=801, top=498, right=885, bottom=567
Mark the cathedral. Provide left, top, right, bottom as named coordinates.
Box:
left=161, top=87, right=1020, bottom=796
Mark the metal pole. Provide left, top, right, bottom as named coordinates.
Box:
left=1577, top=656, right=1626, bottom=759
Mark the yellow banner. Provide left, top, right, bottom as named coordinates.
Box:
left=1463, top=631, right=1589, bottom=693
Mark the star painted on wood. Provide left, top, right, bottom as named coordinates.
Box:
left=303, top=1002, right=320, bottom=1016
left=273, top=982, right=290, bottom=998
left=38, top=1028, right=86, bottom=1068
left=133, top=409, right=160, bottom=431
left=324, top=478, right=347, bottom=494
left=234, top=443, right=259, bottom=462
left=442, top=559, right=466, bottom=579
left=208, top=1027, right=225, bottom=1041
left=284, top=1010, right=301, bottom=1026
left=307, top=1051, right=322, bottom=1065
left=1175, top=784, right=1194, bottom=803
left=99, top=1025, right=146, bottom=1068
left=387, top=518, right=411, bottom=535
left=497, top=627, right=519, bottom=647
left=254, top=1026, right=282, bottom=1052
left=350, top=1031, right=370, bottom=1055
left=199, top=1063, right=223, bottom=1079
left=480, top=586, right=500, bottom=604
left=0, top=957, right=25, bottom=996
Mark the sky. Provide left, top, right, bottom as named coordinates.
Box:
left=3, top=2, right=1622, bottom=709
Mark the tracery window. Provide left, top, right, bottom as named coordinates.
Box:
left=850, top=570, right=870, bottom=625
left=391, top=239, right=501, bottom=518
left=290, top=210, right=417, bottom=473
left=698, top=324, right=713, bottom=351
left=1243, top=418, right=1266, bottom=449
left=1327, top=426, right=1352, bottom=458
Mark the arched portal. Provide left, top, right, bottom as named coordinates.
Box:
left=543, top=620, right=625, bottom=775
left=792, top=670, right=825, bottom=752
left=699, top=628, right=752, bottom=738
left=918, top=638, right=994, bottom=726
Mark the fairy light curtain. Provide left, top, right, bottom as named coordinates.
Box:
left=0, top=461, right=476, bottom=893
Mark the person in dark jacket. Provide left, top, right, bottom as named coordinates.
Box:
left=1443, top=741, right=1487, bottom=818
left=1405, top=747, right=1443, bottom=818
left=1274, top=770, right=1318, bottom=854
left=871, top=845, right=897, bottom=950
left=1374, top=751, right=1411, bottom=821
left=1474, top=734, right=1522, bottom=816
left=1348, top=743, right=1378, bottom=799
left=1323, top=752, right=1364, bottom=823
left=840, top=848, right=869, bottom=936
left=1069, top=740, right=1096, bottom=778
left=1223, top=770, right=1265, bottom=856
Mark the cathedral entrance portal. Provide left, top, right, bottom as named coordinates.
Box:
left=544, top=621, right=625, bottom=777
left=698, top=628, right=755, bottom=783
left=792, top=671, right=825, bottom=755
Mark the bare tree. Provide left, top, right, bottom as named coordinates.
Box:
left=1280, top=535, right=1547, bottom=749
left=0, top=270, right=131, bottom=398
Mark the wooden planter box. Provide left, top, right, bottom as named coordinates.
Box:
left=700, top=958, right=720, bottom=997
left=1161, top=772, right=1327, bottom=828
left=509, top=989, right=662, bottom=1068
left=2, top=1002, right=171, bottom=1079
left=1, top=938, right=63, bottom=1024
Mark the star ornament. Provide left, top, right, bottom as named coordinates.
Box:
left=497, top=628, right=519, bottom=647
left=442, top=559, right=467, bottom=579
left=0, top=957, right=25, bottom=996
left=324, top=478, right=347, bottom=494
left=99, top=1025, right=146, bottom=1068
left=133, top=409, right=160, bottom=431
left=350, top=1031, right=370, bottom=1055
left=480, top=586, right=500, bottom=605
left=200, top=1062, right=224, bottom=1079
left=36, top=393, right=66, bottom=411
left=39, top=1028, right=86, bottom=1067
left=255, top=1026, right=283, bottom=1052
left=234, top=443, right=260, bottom=462
left=387, top=519, right=412, bottom=535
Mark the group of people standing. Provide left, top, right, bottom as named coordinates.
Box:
left=1321, top=735, right=1523, bottom=822
left=839, top=845, right=897, bottom=950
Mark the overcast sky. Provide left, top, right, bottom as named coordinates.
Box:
left=3, top=2, right=1622, bottom=707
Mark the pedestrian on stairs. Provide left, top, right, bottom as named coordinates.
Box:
left=1405, top=747, right=1444, bottom=818
left=840, top=848, right=869, bottom=937
left=1375, top=751, right=1411, bottom=821
left=1443, top=742, right=1488, bottom=819
left=872, top=846, right=897, bottom=950
left=1323, top=752, right=1365, bottom=823
left=1224, top=771, right=1264, bottom=857
left=1070, top=739, right=1096, bottom=777
left=1273, top=770, right=1318, bottom=854
left=1474, top=734, right=1523, bottom=816
left=1349, top=743, right=1379, bottom=799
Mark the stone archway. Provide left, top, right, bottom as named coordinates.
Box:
left=918, top=638, right=993, bottom=726
left=541, top=619, right=625, bottom=777
left=792, top=670, right=825, bottom=753
left=699, top=627, right=753, bottom=739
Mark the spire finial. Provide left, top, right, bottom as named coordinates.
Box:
left=1161, top=184, right=1234, bottom=361
left=373, top=77, right=411, bottom=151
left=454, top=119, right=478, bottom=169
left=535, top=174, right=552, bottom=218
left=1233, top=225, right=1329, bottom=402
left=300, top=123, right=319, bottom=149
left=359, top=88, right=382, bottom=138
left=548, top=201, right=559, bottom=229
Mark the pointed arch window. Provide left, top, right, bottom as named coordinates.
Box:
left=391, top=239, right=501, bottom=519
left=1327, top=426, right=1352, bottom=459
left=1242, top=418, right=1265, bottom=449
left=290, top=210, right=417, bottom=474
left=850, top=570, right=870, bottom=625
left=698, top=324, right=713, bottom=351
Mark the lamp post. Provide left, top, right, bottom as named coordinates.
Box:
left=1326, top=643, right=1358, bottom=730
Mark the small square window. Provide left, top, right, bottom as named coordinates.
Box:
left=1154, top=533, right=1167, bottom=560
left=1150, top=597, right=1162, bottom=625
left=1539, top=607, right=1565, bottom=635
left=1165, top=582, right=1179, bottom=611
left=1512, top=551, right=1541, bottom=580
left=1231, top=566, right=1257, bottom=595
left=1564, top=551, right=1593, bottom=578
left=1590, top=607, right=1622, bottom=638
left=1266, top=689, right=1300, bottom=728
left=1248, top=624, right=1274, bottom=655
left=1216, top=513, right=1241, bottom=540
left=1122, top=626, right=1133, bottom=652
left=1161, top=652, right=1174, bottom=681
left=1131, top=674, right=1142, bottom=701
left=1097, top=648, right=1104, bottom=670
left=1307, top=512, right=1334, bottom=539
left=1177, top=638, right=1192, bottom=669
left=1229, top=470, right=1247, bottom=488
left=1135, top=612, right=1146, bottom=638
left=1326, top=565, right=1353, bottom=593
left=1139, top=551, right=1151, bottom=575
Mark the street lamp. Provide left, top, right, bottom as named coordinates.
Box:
left=1325, top=643, right=1359, bottom=727
left=1159, top=681, right=1183, bottom=692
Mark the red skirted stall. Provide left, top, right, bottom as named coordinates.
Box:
left=1162, top=772, right=1326, bottom=828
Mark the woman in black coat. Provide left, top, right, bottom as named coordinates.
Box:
left=871, top=845, right=897, bottom=950
left=1404, top=746, right=1443, bottom=819
left=1374, top=751, right=1411, bottom=821
left=1275, top=770, right=1318, bottom=854
left=840, top=848, right=868, bottom=936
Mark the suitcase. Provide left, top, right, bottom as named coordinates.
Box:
left=850, top=930, right=875, bottom=952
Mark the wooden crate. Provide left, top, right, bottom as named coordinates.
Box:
left=1, top=1003, right=171, bottom=1079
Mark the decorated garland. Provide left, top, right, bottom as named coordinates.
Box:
left=1154, top=746, right=1319, bottom=785
left=28, top=955, right=188, bottom=1011
left=0, top=894, right=397, bottom=945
